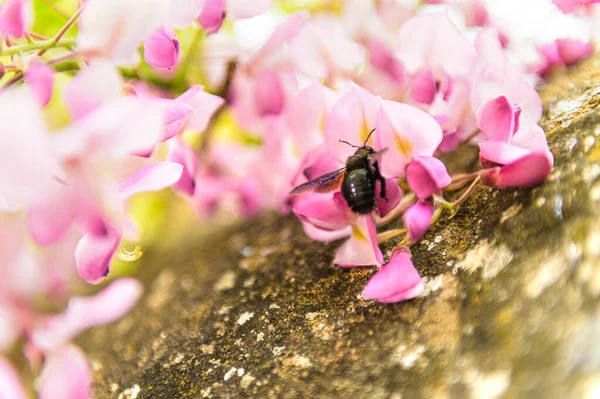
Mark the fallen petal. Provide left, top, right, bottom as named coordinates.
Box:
left=334, top=214, right=384, bottom=267
left=556, top=38, right=593, bottom=66
left=363, top=250, right=423, bottom=303
left=476, top=96, right=521, bottom=143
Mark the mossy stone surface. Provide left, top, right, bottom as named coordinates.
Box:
left=82, top=56, right=600, bottom=399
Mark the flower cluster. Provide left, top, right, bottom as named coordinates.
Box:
left=0, top=0, right=595, bottom=395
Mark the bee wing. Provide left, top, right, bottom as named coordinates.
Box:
left=368, top=148, right=388, bottom=167
left=289, top=168, right=346, bottom=195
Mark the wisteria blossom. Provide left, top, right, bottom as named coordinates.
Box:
left=0, top=0, right=590, bottom=394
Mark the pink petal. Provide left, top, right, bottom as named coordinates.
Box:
left=55, top=97, right=164, bottom=160
left=26, top=186, right=76, bottom=245
left=397, top=13, right=477, bottom=77
left=0, top=88, right=63, bottom=209
left=176, top=85, right=225, bottom=132
left=367, top=38, right=405, bottom=83
left=227, top=0, right=271, bottom=19
left=377, top=99, right=443, bottom=178
left=375, top=178, right=402, bottom=218
left=144, top=25, right=180, bottom=69
left=476, top=96, right=521, bottom=144
left=0, top=356, right=27, bottom=399
left=38, top=345, right=91, bottom=399
left=257, top=11, right=309, bottom=58
left=119, top=161, right=183, bottom=199
left=411, top=69, right=436, bottom=105
left=478, top=141, right=529, bottom=166
left=324, top=83, right=380, bottom=162
left=285, top=82, right=337, bottom=153
left=24, top=60, right=54, bottom=107
left=64, top=60, right=122, bottom=120
left=254, top=68, right=284, bottom=117
left=334, top=214, right=384, bottom=267
left=556, top=38, right=593, bottom=66
left=0, top=0, right=31, bottom=38
left=406, top=156, right=451, bottom=200
left=155, top=99, right=196, bottom=140
left=197, top=0, right=225, bottom=33
left=293, top=192, right=350, bottom=233
left=166, top=0, right=204, bottom=28
left=77, top=0, right=169, bottom=64
left=166, top=138, right=197, bottom=195
left=482, top=152, right=553, bottom=188
left=0, top=308, right=21, bottom=353
left=75, top=225, right=121, bottom=284
left=363, top=248, right=423, bottom=303
left=32, top=278, right=142, bottom=352
left=553, top=0, right=588, bottom=13
left=403, top=202, right=434, bottom=242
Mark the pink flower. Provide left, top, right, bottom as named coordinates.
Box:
left=403, top=202, right=434, bottom=242
left=175, top=84, right=225, bottom=133
left=254, top=68, right=285, bottom=116
left=0, top=0, right=31, bottom=38
left=476, top=95, right=521, bottom=144
left=166, top=138, right=198, bottom=196
left=376, top=99, right=443, bottom=178
left=0, top=356, right=27, bottom=399
left=77, top=0, right=169, bottom=64
left=197, top=0, right=225, bottom=33
left=144, top=25, right=180, bottom=69
left=24, top=59, right=55, bottom=107
left=406, top=156, right=451, bottom=200
left=553, top=0, right=600, bottom=13
left=480, top=151, right=553, bottom=189
left=64, top=61, right=122, bottom=120
left=363, top=247, right=424, bottom=303
left=534, top=38, right=594, bottom=76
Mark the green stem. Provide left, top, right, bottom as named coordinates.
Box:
left=0, top=38, right=76, bottom=56
left=37, top=7, right=82, bottom=57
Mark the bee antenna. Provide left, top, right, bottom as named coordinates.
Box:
left=339, top=140, right=360, bottom=148
left=364, top=128, right=376, bottom=146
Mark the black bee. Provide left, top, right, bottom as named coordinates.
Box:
left=289, top=129, right=388, bottom=214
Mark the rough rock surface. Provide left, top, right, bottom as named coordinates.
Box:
left=82, top=56, right=600, bottom=399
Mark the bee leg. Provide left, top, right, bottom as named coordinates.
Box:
left=374, top=162, right=389, bottom=203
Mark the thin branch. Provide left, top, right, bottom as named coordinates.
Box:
left=37, top=7, right=82, bottom=57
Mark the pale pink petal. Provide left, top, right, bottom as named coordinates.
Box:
left=397, top=13, right=477, bottom=77
left=166, top=138, right=197, bottom=195
left=403, top=202, right=434, bottom=242
left=155, top=99, right=196, bottom=141
left=39, top=345, right=91, bottom=399
left=75, top=226, right=121, bottom=284
left=375, top=178, right=402, bottom=218
left=0, top=308, right=21, bottom=353
left=0, top=0, right=31, bottom=38
left=478, top=141, right=530, bottom=166
left=227, top=0, right=271, bottom=19
left=411, top=69, right=436, bottom=105
left=285, top=82, right=337, bottom=153
left=176, top=85, right=225, bottom=132
left=511, top=124, right=551, bottom=154
left=367, top=39, right=405, bottom=83
left=54, top=97, right=164, bottom=160
left=144, top=25, right=180, bottom=69
left=26, top=186, right=76, bottom=245
left=334, top=214, right=383, bottom=267
left=363, top=248, right=423, bottom=303
left=302, top=222, right=352, bottom=242
left=556, top=38, right=593, bottom=66
left=32, top=279, right=142, bottom=352
left=119, top=162, right=183, bottom=199
left=197, top=0, right=225, bottom=33
left=77, top=0, right=169, bottom=64
left=324, top=83, right=380, bottom=161
left=64, top=60, right=122, bottom=120
left=476, top=96, right=521, bottom=143
left=481, top=152, right=553, bottom=188
left=166, top=0, right=204, bottom=28
left=257, top=11, right=309, bottom=57
left=254, top=68, right=284, bottom=116
left=377, top=100, right=443, bottom=178
left=0, top=356, right=27, bottom=399
left=553, top=0, right=587, bottom=13
left=293, top=193, right=350, bottom=233
left=406, top=156, right=451, bottom=200
left=24, top=60, right=54, bottom=107
left=0, top=88, right=63, bottom=209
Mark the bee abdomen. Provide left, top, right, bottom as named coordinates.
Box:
left=342, top=169, right=376, bottom=214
